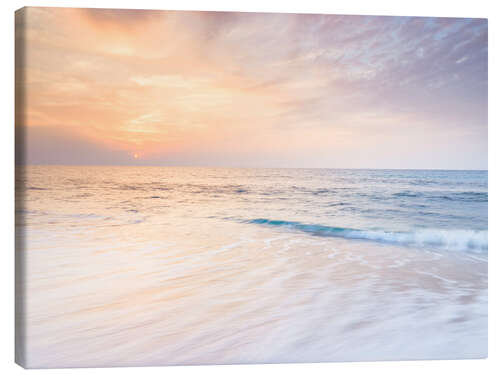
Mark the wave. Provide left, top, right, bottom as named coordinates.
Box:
left=248, top=219, right=487, bottom=252
left=393, top=191, right=424, bottom=198
left=393, top=190, right=487, bottom=202
left=437, top=192, right=488, bottom=203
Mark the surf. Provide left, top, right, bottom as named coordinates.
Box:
left=248, top=218, right=488, bottom=252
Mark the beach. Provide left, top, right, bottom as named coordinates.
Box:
left=16, top=166, right=488, bottom=367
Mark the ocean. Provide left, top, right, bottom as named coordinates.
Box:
left=16, top=166, right=488, bottom=367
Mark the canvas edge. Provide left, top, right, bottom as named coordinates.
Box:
left=14, top=5, right=28, bottom=370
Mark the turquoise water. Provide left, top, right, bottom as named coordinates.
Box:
left=16, top=166, right=488, bottom=367
left=241, top=168, right=488, bottom=252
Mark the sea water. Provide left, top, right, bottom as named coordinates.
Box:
left=16, top=166, right=488, bottom=367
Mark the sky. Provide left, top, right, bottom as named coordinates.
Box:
left=16, top=7, right=487, bottom=169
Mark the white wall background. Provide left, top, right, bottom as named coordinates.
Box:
left=1, top=0, right=498, bottom=374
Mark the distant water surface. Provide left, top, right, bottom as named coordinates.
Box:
left=16, top=166, right=488, bottom=367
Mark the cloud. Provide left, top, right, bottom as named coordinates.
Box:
left=17, top=125, right=132, bottom=165
left=17, top=8, right=487, bottom=169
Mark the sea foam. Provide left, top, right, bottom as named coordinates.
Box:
left=249, top=218, right=488, bottom=252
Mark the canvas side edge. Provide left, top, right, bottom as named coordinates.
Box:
left=14, top=6, right=28, bottom=369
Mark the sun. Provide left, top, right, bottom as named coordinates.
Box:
left=133, top=153, right=139, bottom=159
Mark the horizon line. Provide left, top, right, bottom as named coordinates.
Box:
left=15, top=163, right=488, bottom=172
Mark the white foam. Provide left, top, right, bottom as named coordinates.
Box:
left=344, top=228, right=488, bottom=252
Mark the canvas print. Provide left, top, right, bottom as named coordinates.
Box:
left=15, top=7, right=488, bottom=369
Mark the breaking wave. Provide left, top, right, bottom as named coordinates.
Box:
left=248, top=218, right=487, bottom=252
